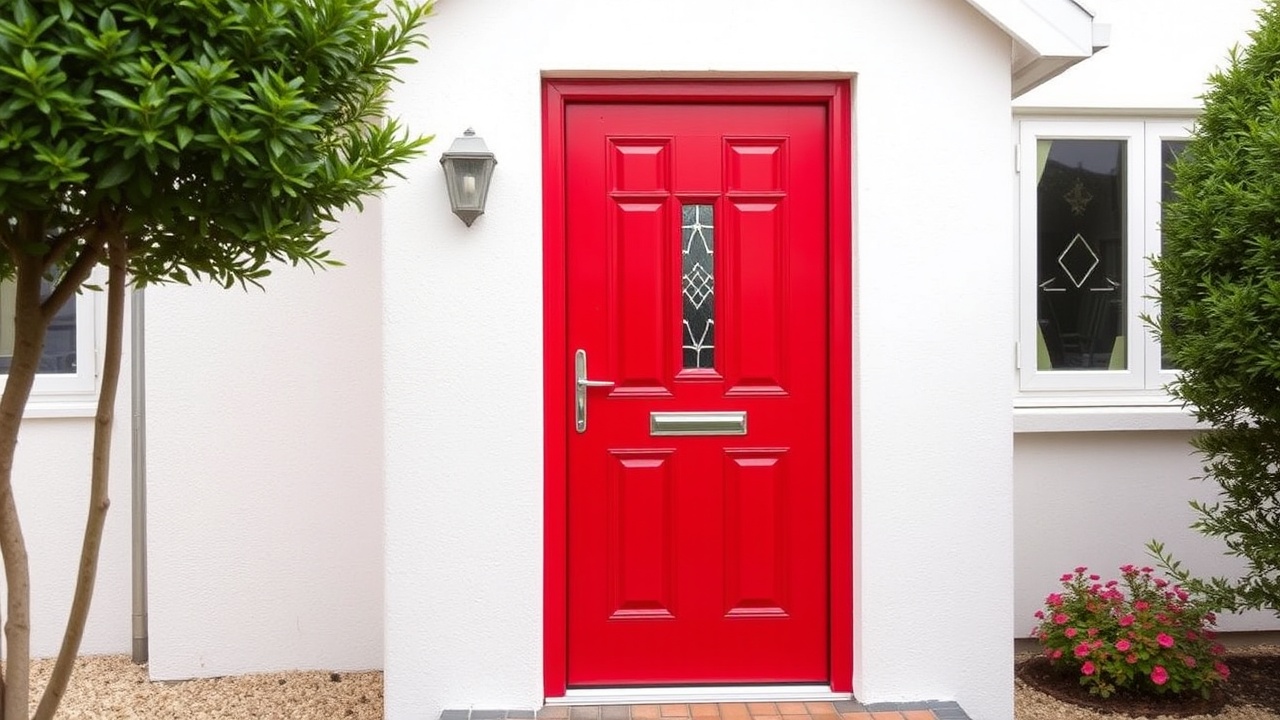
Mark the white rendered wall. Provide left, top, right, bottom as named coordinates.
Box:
left=1012, top=0, right=1280, bottom=638
left=384, top=1, right=1015, bottom=719
left=2, top=313, right=134, bottom=659
left=1016, top=0, right=1264, bottom=112
left=145, top=204, right=384, bottom=679
left=1015, top=431, right=1278, bottom=636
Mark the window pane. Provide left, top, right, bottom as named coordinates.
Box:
left=0, top=279, right=77, bottom=374
left=1036, top=139, right=1127, bottom=370
left=681, top=204, right=715, bottom=370
left=1161, top=139, right=1188, bottom=370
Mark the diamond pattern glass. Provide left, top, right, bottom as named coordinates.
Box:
left=682, top=204, right=715, bottom=369
left=1036, top=139, right=1127, bottom=370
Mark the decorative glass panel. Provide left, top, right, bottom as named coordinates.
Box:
left=1161, top=139, right=1188, bottom=370
left=681, top=204, right=715, bottom=369
left=1036, top=140, right=1127, bottom=370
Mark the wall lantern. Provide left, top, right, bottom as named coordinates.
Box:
left=439, top=128, right=497, bottom=227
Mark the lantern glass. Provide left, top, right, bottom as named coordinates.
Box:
left=440, top=129, right=497, bottom=226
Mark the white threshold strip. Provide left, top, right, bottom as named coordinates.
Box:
left=547, top=686, right=852, bottom=706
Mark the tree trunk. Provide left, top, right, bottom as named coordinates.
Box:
left=0, top=253, right=58, bottom=720
left=33, top=231, right=127, bottom=720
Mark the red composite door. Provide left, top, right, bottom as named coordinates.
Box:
left=565, top=101, right=830, bottom=686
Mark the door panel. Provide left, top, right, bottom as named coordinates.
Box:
left=566, top=102, right=829, bottom=686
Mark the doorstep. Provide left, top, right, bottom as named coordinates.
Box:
left=439, top=700, right=973, bottom=720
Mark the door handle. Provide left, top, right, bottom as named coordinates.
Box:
left=575, top=349, right=614, bottom=433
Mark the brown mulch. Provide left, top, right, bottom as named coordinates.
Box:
left=1016, top=649, right=1280, bottom=718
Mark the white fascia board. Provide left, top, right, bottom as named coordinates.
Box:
left=965, top=0, right=1110, bottom=96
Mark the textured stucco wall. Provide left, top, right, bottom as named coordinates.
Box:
left=1015, top=431, right=1279, bottom=637
left=383, top=0, right=1016, bottom=719
left=145, top=204, right=384, bottom=679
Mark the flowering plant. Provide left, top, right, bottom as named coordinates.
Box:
left=1031, top=565, right=1229, bottom=698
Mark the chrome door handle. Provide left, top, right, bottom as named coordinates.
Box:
left=575, top=349, right=614, bottom=433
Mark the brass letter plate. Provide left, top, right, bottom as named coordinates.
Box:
left=649, top=411, right=747, bottom=436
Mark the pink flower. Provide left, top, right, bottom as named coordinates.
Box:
left=1126, top=653, right=1138, bottom=665
left=1064, top=627, right=1078, bottom=638
left=1151, top=666, right=1169, bottom=685
left=1105, top=580, right=1118, bottom=588
left=1120, top=564, right=1136, bottom=574
left=1154, top=578, right=1168, bottom=588
left=1184, top=656, right=1197, bottom=668
left=1075, top=566, right=1088, bottom=574
left=1118, top=614, right=1135, bottom=627
left=1074, top=642, right=1091, bottom=658
left=1052, top=649, right=1064, bottom=660
left=1089, top=574, right=1101, bottom=581
left=1060, top=573, right=1073, bottom=582
left=1033, top=610, right=1045, bottom=620
left=1215, top=661, right=1230, bottom=679
left=1087, top=627, right=1099, bottom=638
left=1141, top=567, right=1154, bottom=574
left=1081, top=661, right=1096, bottom=676
left=1134, top=600, right=1150, bottom=611
left=1157, top=633, right=1175, bottom=648
left=1115, top=639, right=1132, bottom=652
left=1046, top=593, right=1064, bottom=607
left=1053, top=613, right=1069, bottom=625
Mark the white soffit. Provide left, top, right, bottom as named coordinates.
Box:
left=964, top=0, right=1111, bottom=96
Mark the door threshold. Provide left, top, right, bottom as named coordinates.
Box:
left=547, top=686, right=852, bottom=706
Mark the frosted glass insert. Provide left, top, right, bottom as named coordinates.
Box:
left=682, top=204, right=715, bottom=369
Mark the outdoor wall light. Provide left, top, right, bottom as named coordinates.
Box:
left=439, top=128, right=497, bottom=227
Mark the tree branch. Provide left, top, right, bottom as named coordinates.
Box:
left=41, top=232, right=106, bottom=324
left=42, top=221, right=95, bottom=274
left=33, top=229, right=128, bottom=720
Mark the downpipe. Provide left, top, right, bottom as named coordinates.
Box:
left=130, top=289, right=148, bottom=664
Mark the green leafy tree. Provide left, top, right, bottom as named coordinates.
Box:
left=0, top=1, right=431, bottom=717
left=1149, top=0, right=1280, bottom=621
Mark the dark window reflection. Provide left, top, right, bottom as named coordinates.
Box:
left=1160, top=140, right=1188, bottom=371
left=1036, top=139, right=1127, bottom=371
left=0, top=279, right=77, bottom=374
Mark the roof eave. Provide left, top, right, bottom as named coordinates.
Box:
left=965, top=0, right=1110, bottom=97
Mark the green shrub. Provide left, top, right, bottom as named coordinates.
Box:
left=1150, top=0, right=1280, bottom=619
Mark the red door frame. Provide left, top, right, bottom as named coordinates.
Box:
left=542, top=78, right=854, bottom=697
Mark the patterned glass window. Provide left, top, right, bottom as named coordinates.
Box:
left=681, top=204, right=715, bottom=369
left=1035, top=139, right=1126, bottom=371
left=1018, top=119, right=1191, bottom=396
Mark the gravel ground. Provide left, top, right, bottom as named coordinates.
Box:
left=1015, top=677, right=1279, bottom=720
left=18, top=649, right=1280, bottom=720
left=22, top=655, right=383, bottom=719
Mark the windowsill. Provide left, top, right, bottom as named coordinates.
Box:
left=20, top=399, right=99, bottom=419
left=1014, top=399, right=1202, bottom=433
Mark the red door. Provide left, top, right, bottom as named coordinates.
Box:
left=565, top=102, right=830, bottom=686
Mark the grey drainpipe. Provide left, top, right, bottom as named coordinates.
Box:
left=131, top=288, right=149, bottom=664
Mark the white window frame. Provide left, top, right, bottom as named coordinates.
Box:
left=0, top=279, right=99, bottom=414
left=1016, top=118, right=1192, bottom=406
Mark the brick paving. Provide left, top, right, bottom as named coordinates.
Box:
left=440, top=700, right=972, bottom=720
